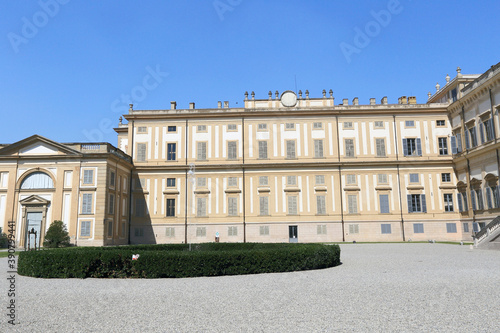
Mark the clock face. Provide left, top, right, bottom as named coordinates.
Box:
left=280, top=91, right=297, bottom=107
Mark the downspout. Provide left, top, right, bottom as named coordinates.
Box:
left=127, top=120, right=135, bottom=245
left=11, top=159, right=19, bottom=246
left=184, top=119, right=189, bottom=244
left=393, top=114, right=405, bottom=241
left=461, top=105, right=475, bottom=230
left=75, top=160, right=82, bottom=247
left=335, top=115, right=344, bottom=241
left=242, top=116, right=246, bottom=243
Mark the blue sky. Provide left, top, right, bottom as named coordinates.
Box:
left=1, top=0, right=500, bottom=145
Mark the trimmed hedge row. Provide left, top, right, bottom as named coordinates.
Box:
left=18, top=243, right=341, bottom=279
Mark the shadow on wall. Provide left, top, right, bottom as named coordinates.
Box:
left=130, top=177, right=157, bottom=245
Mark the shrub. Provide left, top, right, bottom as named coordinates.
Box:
left=43, top=220, right=70, bottom=248
left=18, top=243, right=341, bottom=279
left=0, top=227, right=8, bottom=248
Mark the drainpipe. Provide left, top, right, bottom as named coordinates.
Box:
left=335, top=115, right=344, bottom=241
left=184, top=119, right=189, bottom=244
left=127, top=120, right=135, bottom=245
left=393, top=114, right=405, bottom=241
left=242, top=116, right=246, bottom=243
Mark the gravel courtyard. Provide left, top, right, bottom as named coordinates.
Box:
left=1, top=243, right=499, bottom=332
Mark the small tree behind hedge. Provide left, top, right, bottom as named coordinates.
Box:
left=43, top=220, right=70, bottom=248
left=0, top=227, right=8, bottom=248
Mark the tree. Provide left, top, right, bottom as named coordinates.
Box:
left=0, top=227, right=8, bottom=248
left=43, top=220, right=70, bottom=248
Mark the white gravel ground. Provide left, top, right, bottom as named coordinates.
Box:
left=1, top=243, right=499, bottom=332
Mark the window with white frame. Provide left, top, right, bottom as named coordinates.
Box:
left=228, top=197, right=238, bottom=216
left=344, top=121, right=353, bottom=129
left=317, top=225, right=327, bottom=235
left=379, top=194, right=389, bottom=214
left=348, top=195, right=358, bottom=214
left=197, top=142, right=207, bottom=160
left=259, top=225, right=269, bottom=235
left=349, top=224, right=359, bottom=234
left=287, top=175, right=297, bottom=186
left=227, top=124, right=237, bottom=131
left=313, top=122, right=322, bottom=129
left=259, top=196, right=269, bottom=215
left=82, top=193, right=93, bottom=214
left=228, top=141, right=237, bottom=159
left=316, top=195, right=326, bottom=215
left=285, top=123, right=295, bottom=130
left=197, top=177, right=206, bottom=187
left=259, top=176, right=268, bottom=186
left=228, top=226, right=238, bottom=236
left=196, top=227, right=206, bottom=237
left=197, top=197, right=207, bottom=217
left=258, top=141, right=268, bottom=159
left=227, top=177, right=237, bottom=187
left=346, top=174, right=356, bottom=185
left=376, top=138, right=386, bottom=157
left=441, top=173, right=451, bottom=182
left=345, top=139, right=355, bottom=157
left=167, top=143, right=176, bottom=161
left=286, top=140, right=296, bottom=158
left=378, top=174, right=388, bottom=184
left=165, top=227, right=175, bottom=237
left=288, top=196, right=298, bottom=215
left=407, top=194, right=426, bottom=213
left=137, top=126, right=147, bottom=133
left=80, top=220, right=91, bottom=237
left=137, top=143, right=147, bottom=162
left=409, top=173, right=419, bottom=183
left=444, top=193, right=454, bottom=212
left=83, top=169, right=94, bottom=185
left=405, top=120, right=415, bottom=127
left=197, top=125, right=207, bottom=132
left=374, top=121, right=384, bottom=128
left=436, top=120, right=445, bottom=127
left=166, top=198, right=175, bottom=217
left=315, top=175, right=325, bottom=185
left=167, top=125, right=176, bottom=132
left=403, top=138, right=422, bottom=156
left=438, top=137, right=448, bottom=155
left=314, top=139, right=324, bottom=158
left=167, top=178, right=176, bottom=187
left=258, top=123, right=267, bottom=130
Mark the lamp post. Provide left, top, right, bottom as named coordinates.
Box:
left=187, top=163, right=195, bottom=251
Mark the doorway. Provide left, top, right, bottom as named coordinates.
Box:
left=289, top=225, right=298, bottom=243
left=26, top=212, right=43, bottom=249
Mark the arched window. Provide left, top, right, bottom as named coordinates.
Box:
left=20, top=172, right=54, bottom=189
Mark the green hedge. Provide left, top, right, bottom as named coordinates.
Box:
left=18, top=243, right=341, bottom=279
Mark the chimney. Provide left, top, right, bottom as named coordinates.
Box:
left=408, top=96, right=417, bottom=104
left=170, top=101, right=177, bottom=110
left=381, top=96, right=388, bottom=105
left=218, top=101, right=222, bottom=108
left=224, top=101, right=229, bottom=108
left=352, top=97, right=359, bottom=105
left=343, top=98, right=349, bottom=105
left=189, top=102, right=195, bottom=109
left=398, top=96, right=407, bottom=104
left=370, top=98, right=376, bottom=105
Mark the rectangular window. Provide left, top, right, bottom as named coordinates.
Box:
left=286, top=140, right=296, bottom=158
left=134, top=228, right=144, bottom=237
left=137, top=126, right=147, bottom=133
left=315, top=175, right=325, bottom=185
left=376, top=138, right=386, bottom=157
left=378, top=174, right=388, bottom=184
left=135, top=198, right=146, bottom=217
left=285, top=123, right=295, bottom=129
left=258, top=141, right=268, bottom=159
left=258, top=123, right=267, bottom=130
left=316, top=196, right=326, bottom=215
left=436, top=120, right=445, bottom=126
left=227, top=141, right=237, bottom=159
left=196, top=227, right=206, bottom=237
left=259, top=225, right=269, bottom=235
left=83, top=169, right=94, bottom=185
left=379, top=194, right=389, bottom=214
left=197, top=177, right=206, bottom=187
left=135, top=178, right=145, bottom=190
left=349, top=224, right=359, bottom=234
left=228, top=197, right=238, bottom=216
left=446, top=223, right=457, bottom=233
left=165, top=227, right=175, bottom=237
left=483, top=118, right=494, bottom=142
left=197, top=125, right=207, bottom=132
left=80, top=221, right=91, bottom=237
left=405, top=120, right=415, bottom=127
left=82, top=193, right=93, bottom=214
left=444, top=193, right=454, bottom=212
left=314, top=139, right=324, bottom=158
left=344, top=121, right=353, bottom=129
left=228, top=226, right=238, bottom=236
left=413, top=223, right=424, bottom=233
left=259, top=196, right=269, bottom=215
left=288, top=196, right=298, bottom=215
left=167, top=125, right=176, bottom=132
left=346, top=174, right=356, bottom=185
left=197, top=197, right=207, bottom=217
left=403, top=138, right=422, bottom=156
left=441, top=173, right=451, bottom=182
left=166, top=198, right=175, bottom=217
left=469, top=126, right=478, bottom=147
left=313, top=122, right=323, bottom=129
left=409, top=173, right=419, bottom=183
left=108, top=194, right=115, bottom=214
left=475, top=189, right=484, bottom=210
left=317, top=225, right=327, bottom=235
left=197, top=142, right=207, bottom=160
left=348, top=195, right=358, bottom=214
left=137, top=143, right=147, bottom=162
left=167, top=178, right=176, bottom=187
left=451, top=88, right=457, bottom=102
left=463, top=223, right=469, bottom=233
left=407, top=194, right=426, bottom=213
left=107, top=220, right=113, bottom=237
left=167, top=143, right=176, bottom=161
left=287, top=176, right=297, bottom=186
left=227, top=177, right=237, bottom=187
left=381, top=224, right=392, bottom=234
left=438, top=137, right=448, bottom=155
left=109, top=171, right=116, bottom=187
left=345, top=139, right=355, bottom=157
left=227, top=124, right=237, bottom=131
left=374, top=121, right=384, bottom=128
left=259, top=176, right=268, bottom=186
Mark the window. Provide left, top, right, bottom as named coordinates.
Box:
left=197, top=197, right=207, bottom=217
left=134, top=228, right=144, bottom=237
left=107, top=220, right=113, bottom=237
left=379, top=194, right=389, bottom=214
left=345, top=139, right=355, bottom=157
left=409, top=173, right=419, bottom=183
left=460, top=192, right=469, bottom=212
left=316, top=196, right=326, bottom=215
left=228, top=197, right=238, bottom=216
left=135, top=198, right=146, bottom=217
left=196, top=227, right=206, bottom=237
left=436, top=120, right=445, bottom=126
left=403, top=138, right=422, bottom=156
left=167, top=178, right=176, bottom=187
left=197, top=125, right=207, bottom=132
left=486, top=186, right=500, bottom=209
left=441, top=173, right=451, bottom=182
left=374, top=121, right=384, bottom=128
left=405, top=120, right=415, bottom=127
left=228, top=141, right=237, bottom=159
left=165, top=227, right=175, bottom=237
left=317, top=225, right=327, bottom=235
left=376, top=138, right=386, bottom=157
left=167, top=143, right=176, bottom=160
left=446, top=223, right=457, bottom=233
left=197, top=177, right=206, bottom=187
left=314, top=139, right=324, bottom=158
left=413, top=223, right=424, bottom=233
left=438, top=137, right=448, bottom=155
left=167, top=126, right=176, bottom=132
left=346, top=174, right=356, bottom=185
left=80, top=221, right=91, bottom=237
left=381, top=224, right=392, bottom=234
left=109, top=171, right=116, bottom=187
left=108, top=194, right=115, bottom=214
left=313, top=122, right=322, bottom=129
left=258, top=141, right=268, bottom=159
left=285, top=123, right=295, bottom=129
left=444, top=193, right=453, bottom=212
left=197, top=142, right=207, bottom=160
left=482, top=118, right=494, bottom=142
left=227, top=124, right=237, bottom=131
left=137, top=143, right=147, bottom=162
left=288, top=196, right=298, bottom=215
left=259, top=226, right=269, bottom=235
left=137, top=126, right=147, bottom=133
left=315, top=175, right=325, bottom=185
left=474, top=189, right=484, bottom=210
left=135, top=178, right=145, bottom=190
left=451, top=133, right=463, bottom=154
left=228, top=226, right=238, bottom=236
left=378, top=174, right=388, bottom=184
left=451, top=88, right=457, bottom=102
left=349, top=224, right=359, bottom=234
left=463, top=223, right=469, bottom=233
left=344, top=121, right=353, bottom=129
left=407, top=194, right=426, bottom=213
left=348, top=195, right=358, bottom=214
left=286, top=140, right=296, bottom=159
left=259, top=176, right=268, bottom=186
left=82, top=193, right=93, bottom=214
left=469, top=126, right=478, bottom=147
left=259, top=196, right=269, bottom=215
left=83, top=170, right=94, bottom=185
left=258, top=123, right=267, bottom=130
left=166, top=198, right=175, bottom=217
left=228, top=177, right=237, bottom=187
left=287, top=176, right=297, bottom=186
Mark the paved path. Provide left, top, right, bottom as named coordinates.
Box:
left=1, top=243, right=499, bottom=332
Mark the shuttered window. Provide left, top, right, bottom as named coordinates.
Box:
left=82, top=193, right=93, bottom=214
left=376, top=138, right=386, bottom=157
left=137, top=143, right=147, bottom=162
left=259, top=196, right=269, bottom=215
left=316, top=196, right=326, bottom=215
left=286, top=140, right=296, bottom=158
left=228, top=197, right=238, bottom=216
left=288, top=196, right=298, bottom=215
left=258, top=141, right=268, bottom=159
left=314, top=140, right=324, bottom=158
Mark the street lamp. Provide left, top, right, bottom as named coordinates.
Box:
left=187, top=163, right=195, bottom=251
